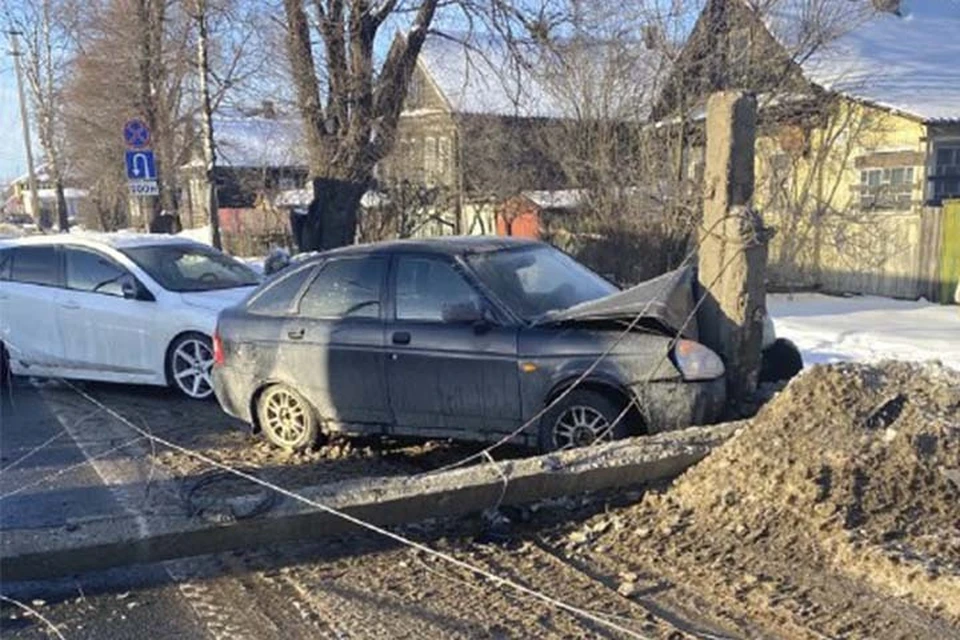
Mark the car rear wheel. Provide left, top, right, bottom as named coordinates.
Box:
left=257, top=384, right=319, bottom=452
left=538, top=389, right=628, bottom=453
left=166, top=333, right=215, bottom=400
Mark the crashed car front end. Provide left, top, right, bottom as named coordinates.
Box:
left=527, top=265, right=728, bottom=435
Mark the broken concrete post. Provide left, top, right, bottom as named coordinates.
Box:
left=697, top=91, right=770, bottom=408
left=0, top=423, right=741, bottom=582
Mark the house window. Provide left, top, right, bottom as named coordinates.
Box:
left=767, top=153, right=791, bottom=210
left=424, top=136, right=437, bottom=184
left=406, top=73, right=423, bottom=110
left=858, top=166, right=914, bottom=210
left=438, top=137, right=452, bottom=184
left=930, top=145, right=960, bottom=205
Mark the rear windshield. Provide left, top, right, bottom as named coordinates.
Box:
left=121, top=244, right=259, bottom=292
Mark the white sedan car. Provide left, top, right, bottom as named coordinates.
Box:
left=0, top=234, right=259, bottom=399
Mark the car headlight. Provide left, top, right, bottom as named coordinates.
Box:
left=672, top=339, right=725, bottom=381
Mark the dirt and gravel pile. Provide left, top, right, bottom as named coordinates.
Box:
left=566, top=361, right=960, bottom=638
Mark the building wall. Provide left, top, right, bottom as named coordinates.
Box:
left=754, top=100, right=933, bottom=298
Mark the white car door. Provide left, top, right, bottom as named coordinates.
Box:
left=0, top=244, right=66, bottom=369
left=59, top=246, right=157, bottom=377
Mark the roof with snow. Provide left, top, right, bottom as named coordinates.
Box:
left=758, top=0, right=960, bottom=123
left=212, top=117, right=308, bottom=168
left=416, top=35, right=664, bottom=120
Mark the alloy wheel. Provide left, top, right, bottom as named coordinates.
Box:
left=552, top=405, right=611, bottom=450
left=172, top=338, right=214, bottom=399
left=261, top=387, right=309, bottom=448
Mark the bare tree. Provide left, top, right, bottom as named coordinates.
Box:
left=281, top=0, right=565, bottom=251
left=6, top=0, right=79, bottom=231
left=357, top=180, right=457, bottom=242
left=62, top=0, right=266, bottom=231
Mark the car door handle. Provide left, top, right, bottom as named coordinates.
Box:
left=60, top=301, right=81, bottom=310
left=287, top=328, right=305, bottom=340
left=392, top=331, right=411, bottom=345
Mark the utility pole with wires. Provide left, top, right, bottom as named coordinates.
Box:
left=194, top=0, right=222, bottom=250
left=8, top=30, right=42, bottom=228
left=697, top=91, right=771, bottom=410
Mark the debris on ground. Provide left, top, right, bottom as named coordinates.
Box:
left=566, top=361, right=960, bottom=638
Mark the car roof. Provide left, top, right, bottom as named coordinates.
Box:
left=311, top=236, right=543, bottom=260
left=0, top=231, right=205, bottom=251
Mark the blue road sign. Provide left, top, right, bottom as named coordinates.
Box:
left=125, top=150, right=157, bottom=181
left=123, top=118, right=151, bottom=149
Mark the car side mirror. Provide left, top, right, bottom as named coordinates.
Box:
left=120, top=274, right=153, bottom=301
left=442, top=299, right=487, bottom=325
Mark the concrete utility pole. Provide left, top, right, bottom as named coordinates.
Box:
left=9, top=30, right=42, bottom=227
left=194, top=0, right=222, bottom=249
left=696, top=91, right=770, bottom=408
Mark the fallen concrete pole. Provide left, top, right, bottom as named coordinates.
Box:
left=1, top=422, right=741, bottom=582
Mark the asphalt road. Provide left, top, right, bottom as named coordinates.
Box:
left=0, top=381, right=606, bottom=640
left=0, top=379, right=714, bottom=640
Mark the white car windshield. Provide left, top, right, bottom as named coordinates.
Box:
left=466, top=245, right=618, bottom=322
left=121, top=244, right=260, bottom=292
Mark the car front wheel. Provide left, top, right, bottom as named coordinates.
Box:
left=538, top=389, right=628, bottom=453
left=166, top=333, right=215, bottom=400
left=256, top=384, right=319, bottom=452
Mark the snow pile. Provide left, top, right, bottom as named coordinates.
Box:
left=664, top=362, right=960, bottom=617
left=581, top=362, right=960, bottom=632
left=769, top=293, right=960, bottom=370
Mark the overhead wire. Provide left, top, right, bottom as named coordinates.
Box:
left=61, top=379, right=654, bottom=639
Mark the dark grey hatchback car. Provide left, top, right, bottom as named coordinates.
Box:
left=212, top=237, right=726, bottom=452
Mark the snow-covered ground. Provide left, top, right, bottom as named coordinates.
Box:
left=769, top=293, right=959, bottom=371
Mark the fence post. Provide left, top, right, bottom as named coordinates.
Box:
left=697, top=91, right=770, bottom=408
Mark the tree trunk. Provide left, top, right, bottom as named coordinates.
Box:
left=54, top=177, right=69, bottom=232
left=195, top=0, right=222, bottom=249
left=298, top=178, right=367, bottom=252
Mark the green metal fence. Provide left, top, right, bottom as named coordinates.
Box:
left=942, top=200, right=960, bottom=303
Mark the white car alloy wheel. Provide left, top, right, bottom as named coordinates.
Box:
left=553, top=405, right=611, bottom=450
left=170, top=336, right=215, bottom=399
left=257, top=385, right=318, bottom=451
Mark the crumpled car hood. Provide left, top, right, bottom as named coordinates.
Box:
left=533, top=266, right=699, bottom=340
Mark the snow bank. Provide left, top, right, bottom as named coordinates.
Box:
left=769, top=293, right=959, bottom=371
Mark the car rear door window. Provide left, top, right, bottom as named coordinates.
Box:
left=247, top=265, right=315, bottom=315
left=65, top=248, right=129, bottom=297
left=11, top=246, right=60, bottom=287
left=395, top=257, right=479, bottom=322
left=298, top=257, right=385, bottom=319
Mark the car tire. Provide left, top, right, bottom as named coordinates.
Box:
left=165, top=332, right=216, bottom=400
left=760, top=338, right=804, bottom=383
left=538, top=388, right=629, bottom=453
left=256, top=384, right=320, bottom=452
